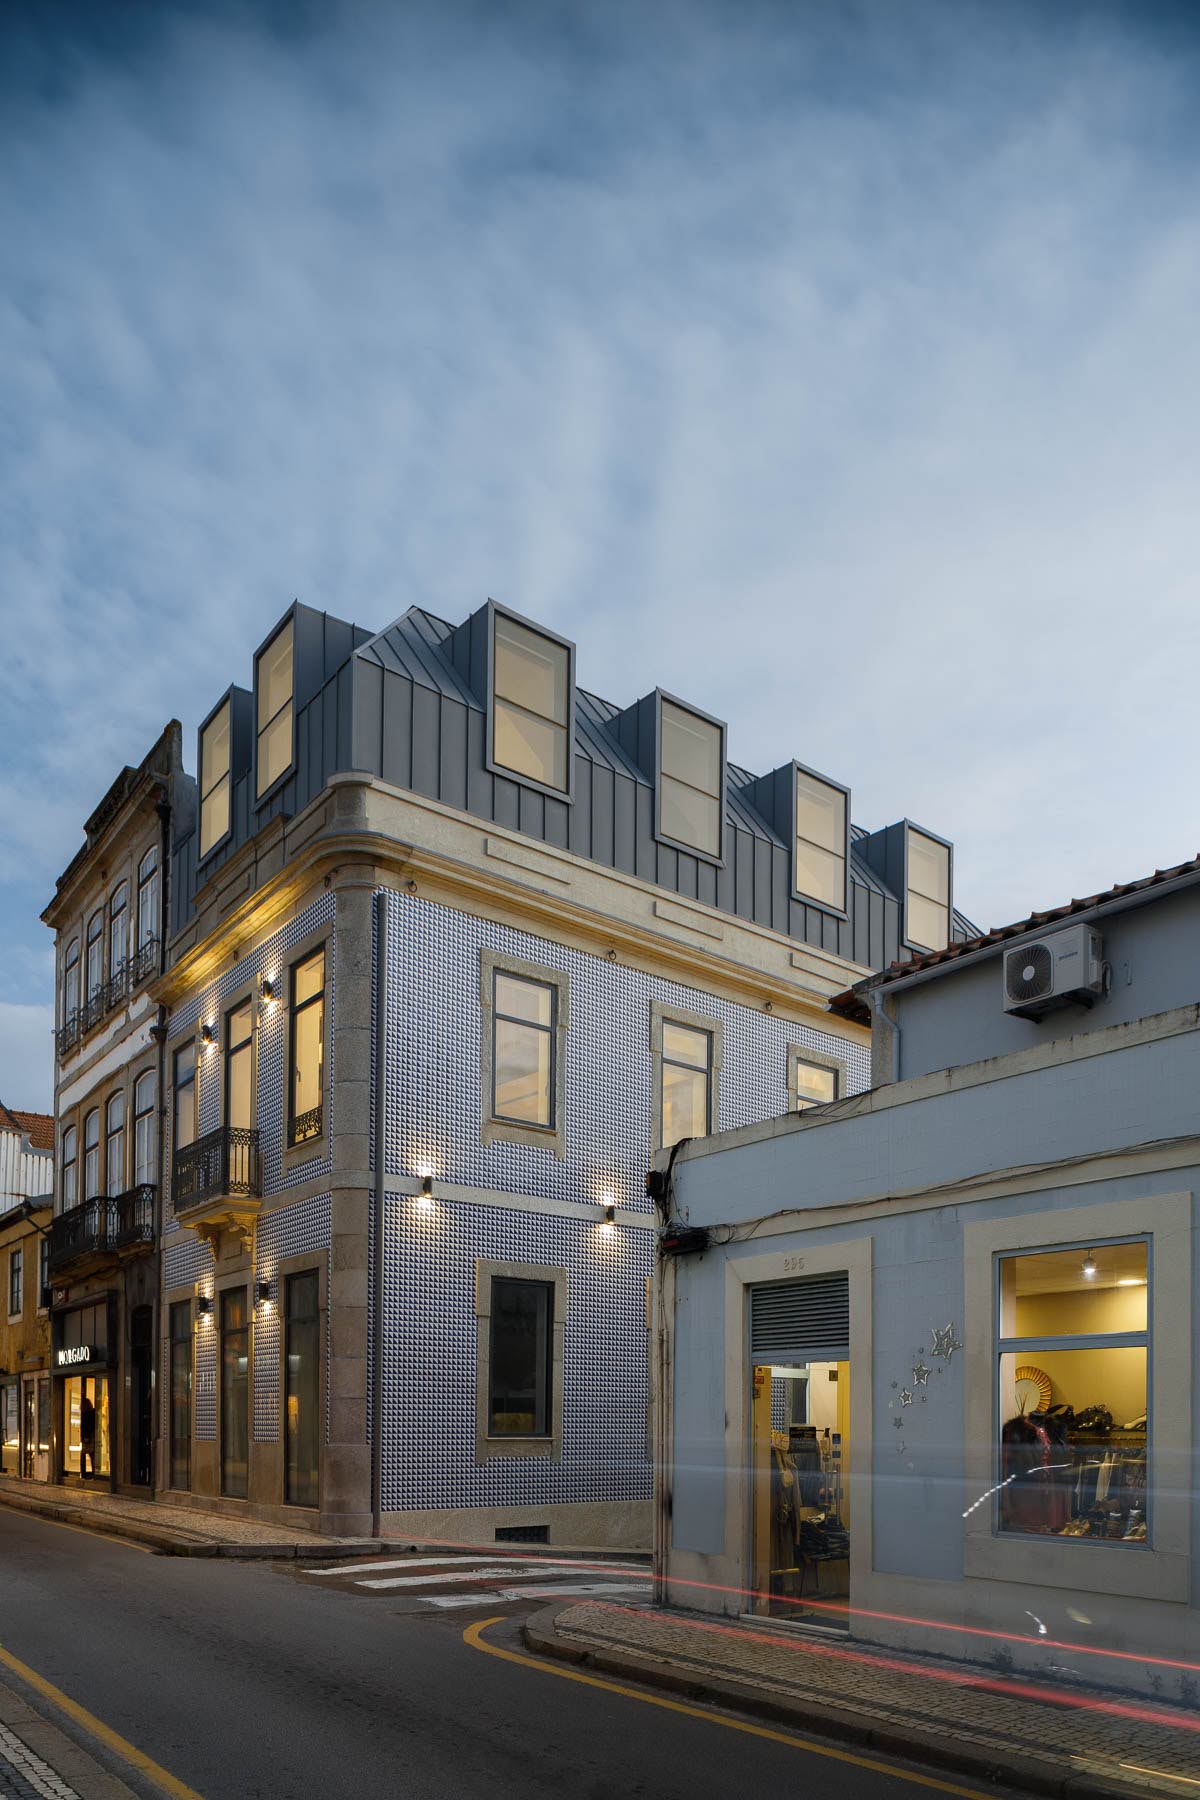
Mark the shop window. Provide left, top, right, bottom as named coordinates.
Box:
left=658, top=698, right=724, bottom=859
left=256, top=619, right=294, bottom=798
left=788, top=1048, right=844, bottom=1112
left=1, top=1384, right=17, bottom=1475
left=61, top=1125, right=77, bottom=1212
left=199, top=698, right=232, bottom=858
left=220, top=1288, right=250, bottom=1498
left=285, top=1271, right=321, bottom=1508
left=169, top=1300, right=192, bottom=1491
left=173, top=1043, right=196, bottom=1154
left=906, top=827, right=951, bottom=952
left=85, top=910, right=104, bottom=1004
left=62, top=938, right=80, bottom=1025
left=475, top=1261, right=567, bottom=1462
left=133, top=1071, right=156, bottom=1187
left=490, top=610, right=572, bottom=794
left=226, top=999, right=254, bottom=1134
left=7, top=1247, right=22, bottom=1320
left=108, top=883, right=129, bottom=986
left=997, top=1240, right=1148, bottom=1545
left=288, top=950, right=324, bottom=1148
left=63, top=1375, right=109, bottom=1479
left=652, top=1003, right=722, bottom=1151
left=82, top=1109, right=100, bottom=1200
left=136, top=847, right=159, bottom=952
left=794, top=768, right=847, bottom=911
left=480, top=953, right=568, bottom=1153
left=105, top=1090, right=125, bottom=1197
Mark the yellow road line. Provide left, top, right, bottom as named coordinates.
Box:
left=0, top=1640, right=203, bottom=1799
left=18, top=1511, right=155, bottom=1554
left=464, top=1617, right=1000, bottom=1800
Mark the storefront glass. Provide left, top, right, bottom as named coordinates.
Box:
left=169, top=1300, right=193, bottom=1490
left=1, top=1383, right=17, bottom=1474
left=751, top=1359, right=851, bottom=1626
left=997, top=1240, right=1148, bottom=1544
left=63, top=1374, right=110, bottom=1477
left=285, top=1271, right=320, bottom=1507
left=220, top=1288, right=249, bottom=1498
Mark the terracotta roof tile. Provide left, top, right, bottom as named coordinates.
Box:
left=0, top=1106, right=54, bottom=1151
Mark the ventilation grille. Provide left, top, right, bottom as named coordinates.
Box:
left=751, top=1274, right=850, bottom=1360
left=1005, top=942, right=1054, bottom=1004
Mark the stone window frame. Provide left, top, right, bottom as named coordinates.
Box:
left=276, top=1249, right=327, bottom=1513
left=7, top=1246, right=23, bottom=1323
left=649, top=1000, right=723, bottom=1155
left=786, top=1043, right=848, bottom=1112
left=478, top=948, right=569, bottom=1157
left=474, top=1259, right=567, bottom=1464
left=280, top=922, right=333, bottom=1175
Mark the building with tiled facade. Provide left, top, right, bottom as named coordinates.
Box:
left=145, top=597, right=970, bottom=1543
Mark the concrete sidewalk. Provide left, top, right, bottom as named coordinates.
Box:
left=0, top=1477, right=355, bottom=1556
left=524, top=1601, right=1200, bottom=1800
left=0, top=1674, right=138, bottom=1800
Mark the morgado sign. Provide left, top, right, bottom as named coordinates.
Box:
left=54, top=1345, right=96, bottom=1369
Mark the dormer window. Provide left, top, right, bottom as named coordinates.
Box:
left=490, top=610, right=571, bottom=794
left=658, top=698, right=723, bottom=859
left=794, top=767, right=848, bottom=911
left=906, top=826, right=951, bottom=951
left=256, top=618, right=294, bottom=798
left=199, top=699, right=231, bottom=858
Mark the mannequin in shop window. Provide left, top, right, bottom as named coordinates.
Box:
left=79, top=1395, right=96, bottom=1479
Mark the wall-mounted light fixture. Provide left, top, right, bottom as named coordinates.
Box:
left=417, top=1174, right=434, bottom=1210
left=199, top=1022, right=216, bottom=1049
left=601, top=1204, right=616, bottom=1230
left=254, top=1279, right=273, bottom=1309
left=195, top=1293, right=213, bottom=1319
left=259, top=974, right=278, bottom=1011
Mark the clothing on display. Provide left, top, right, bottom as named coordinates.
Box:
left=769, top=1424, right=849, bottom=1601
left=1000, top=1403, right=1147, bottom=1541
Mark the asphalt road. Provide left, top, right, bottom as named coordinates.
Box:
left=0, top=1511, right=1025, bottom=1800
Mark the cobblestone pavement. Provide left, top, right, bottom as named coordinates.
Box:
left=550, top=1603, right=1200, bottom=1797
left=0, top=1721, right=73, bottom=1800
left=0, top=1692, right=134, bottom=1800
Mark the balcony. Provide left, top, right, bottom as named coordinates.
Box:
left=172, top=1126, right=261, bottom=1249
left=54, top=940, right=160, bottom=1064
left=48, top=1186, right=156, bottom=1279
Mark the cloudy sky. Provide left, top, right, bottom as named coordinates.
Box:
left=2, top=0, right=1199, bottom=1111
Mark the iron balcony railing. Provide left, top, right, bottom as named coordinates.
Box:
left=288, top=1104, right=323, bottom=1149
left=47, top=1185, right=156, bottom=1277
left=172, top=1126, right=261, bottom=1213
left=128, top=935, right=160, bottom=989
left=55, top=1011, right=82, bottom=1057
left=54, top=939, right=160, bottom=1064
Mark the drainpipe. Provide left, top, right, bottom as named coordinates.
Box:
left=370, top=891, right=388, bottom=1538
left=149, top=789, right=172, bottom=1500
left=871, top=983, right=901, bottom=1085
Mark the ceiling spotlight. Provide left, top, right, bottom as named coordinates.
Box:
left=1081, top=1251, right=1098, bottom=1281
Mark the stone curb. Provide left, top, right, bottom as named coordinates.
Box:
left=522, top=1606, right=1141, bottom=1800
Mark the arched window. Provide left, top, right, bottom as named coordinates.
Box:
left=108, top=883, right=129, bottom=991
left=134, top=1071, right=156, bottom=1187
left=63, top=939, right=80, bottom=1025
left=61, top=1125, right=78, bottom=1212
left=137, top=848, right=159, bottom=955
left=85, top=911, right=104, bottom=1004
left=106, top=1091, right=126, bottom=1196
left=83, top=1109, right=101, bottom=1200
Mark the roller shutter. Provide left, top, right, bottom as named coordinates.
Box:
left=750, top=1273, right=849, bottom=1361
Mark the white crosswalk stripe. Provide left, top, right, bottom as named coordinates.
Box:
left=423, top=1580, right=648, bottom=1610
left=298, top=1550, right=651, bottom=1607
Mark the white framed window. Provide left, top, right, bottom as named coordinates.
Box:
left=108, top=882, right=129, bottom=985
left=61, top=1125, right=77, bottom=1212
left=82, top=1109, right=100, bottom=1201
left=906, top=826, right=951, bottom=952
left=788, top=1046, right=845, bottom=1111
left=136, top=848, right=159, bottom=952
left=134, top=1071, right=156, bottom=1188
left=62, top=938, right=80, bottom=1024
left=256, top=619, right=294, bottom=798
left=794, top=766, right=848, bottom=911
left=85, top=910, right=104, bottom=1003
left=490, top=609, right=572, bottom=795
left=651, top=1002, right=722, bottom=1151
left=479, top=951, right=569, bottom=1154
left=199, top=698, right=232, bottom=858
left=105, top=1091, right=126, bottom=1197
left=658, top=697, right=724, bottom=860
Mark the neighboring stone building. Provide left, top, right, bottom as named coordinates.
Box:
left=0, top=1106, right=53, bottom=1480
left=658, top=855, right=1198, bottom=1698
left=41, top=724, right=191, bottom=1491
left=153, top=597, right=971, bottom=1542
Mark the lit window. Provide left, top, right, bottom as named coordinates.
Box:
left=108, top=883, right=129, bottom=986
left=794, top=769, right=847, bottom=910
left=199, top=699, right=231, bottom=858
left=136, top=848, right=159, bottom=954
left=8, top=1248, right=22, bottom=1320
left=85, top=911, right=104, bottom=1003
left=256, top=620, right=294, bottom=798
left=998, top=1241, right=1148, bottom=1544
left=285, top=1270, right=321, bottom=1507
left=907, top=827, right=951, bottom=951
left=62, top=939, right=80, bottom=1025
left=133, top=1071, right=156, bottom=1187
left=660, top=1019, right=713, bottom=1148
left=61, top=1126, right=77, bottom=1211
left=82, top=1108, right=101, bottom=1200
left=289, top=949, right=325, bottom=1146
left=226, top=1000, right=254, bottom=1134
left=491, top=612, right=571, bottom=793
left=488, top=1277, right=553, bottom=1437
left=105, top=1090, right=125, bottom=1196
left=173, top=1044, right=196, bottom=1154
left=492, top=972, right=555, bottom=1128
left=790, top=1051, right=841, bottom=1111
left=659, top=699, right=723, bottom=858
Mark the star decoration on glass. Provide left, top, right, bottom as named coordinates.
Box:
left=912, top=1361, right=931, bottom=1386
left=895, top=1441, right=907, bottom=1456
left=931, top=1323, right=962, bottom=1362
left=900, top=1388, right=913, bottom=1407
left=893, top=1415, right=904, bottom=1429
left=891, top=1380, right=898, bottom=1390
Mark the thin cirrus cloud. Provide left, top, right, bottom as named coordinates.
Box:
left=2, top=0, right=1199, bottom=1110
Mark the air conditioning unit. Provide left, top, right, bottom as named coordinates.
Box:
left=1003, top=924, right=1104, bottom=1020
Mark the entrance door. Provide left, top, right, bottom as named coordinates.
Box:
left=62, top=1374, right=110, bottom=1479
left=130, top=1305, right=153, bottom=1486
left=749, top=1274, right=852, bottom=1629
left=220, top=1288, right=249, bottom=1498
